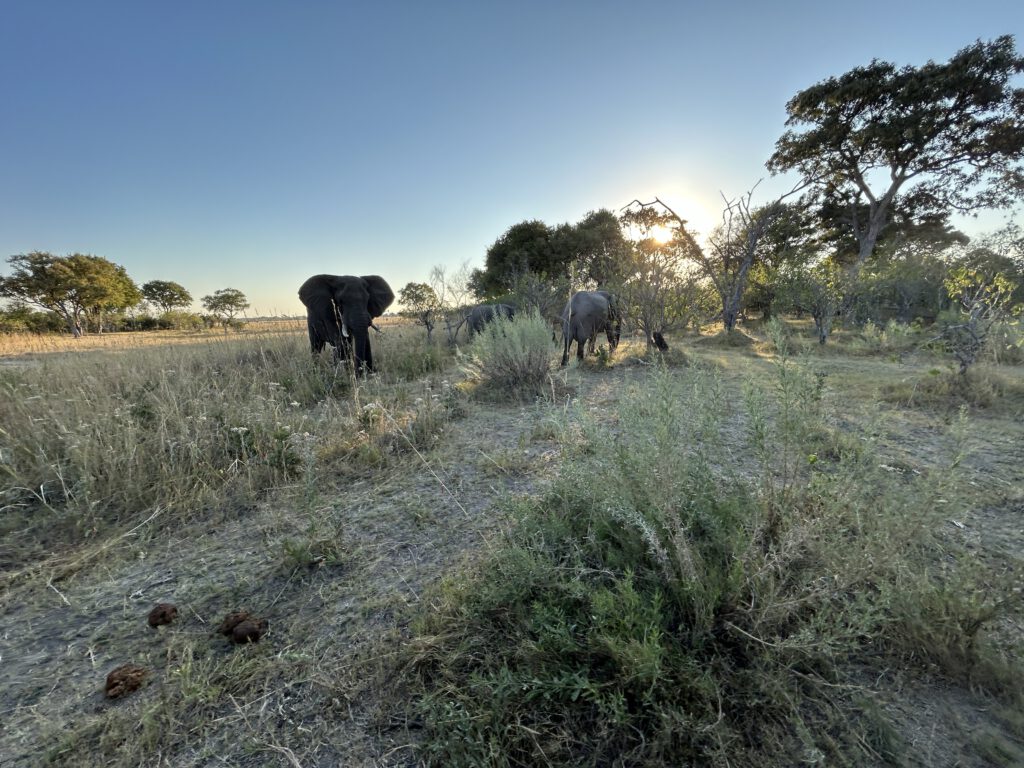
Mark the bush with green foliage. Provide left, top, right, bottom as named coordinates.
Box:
left=408, top=345, right=1019, bottom=765
left=463, top=309, right=553, bottom=399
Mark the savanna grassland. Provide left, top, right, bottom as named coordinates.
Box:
left=1, top=317, right=1022, bottom=767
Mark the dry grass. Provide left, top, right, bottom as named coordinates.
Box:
left=1, top=319, right=1021, bottom=766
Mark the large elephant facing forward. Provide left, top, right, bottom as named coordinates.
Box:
left=298, top=274, right=395, bottom=373
left=467, top=303, right=515, bottom=337
left=560, top=290, right=621, bottom=366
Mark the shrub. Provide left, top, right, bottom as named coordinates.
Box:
left=407, top=354, right=1019, bottom=765
left=463, top=309, right=553, bottom=399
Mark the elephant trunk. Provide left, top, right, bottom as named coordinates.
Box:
left=353, top=327, right=372, bottom=373
left=345, top=308, right=373, bottom=373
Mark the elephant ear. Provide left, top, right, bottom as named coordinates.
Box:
left=360, top=275, right=395, bottom=318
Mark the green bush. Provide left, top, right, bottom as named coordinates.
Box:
left=464, top=309, right=553, bottom=399
left=408, top=355, right=1019, bottom=766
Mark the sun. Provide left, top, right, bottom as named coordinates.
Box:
left=647, top=224, right=674, bottom=244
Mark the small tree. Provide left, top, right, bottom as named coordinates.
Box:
left=507, top=270, right=569, bottom=337
left=779, top=260, right=845, bottom=344
left=940, top=267, right=1019, bottom=375
left=201, top=288, right=250, bottom=331
left=398, top=282, right=441, bottom=342
left=142, top=280, right=193, bottom=314
left=620, top=237, right=700, bottom=350
left=429, top=262, right=476, bottom=345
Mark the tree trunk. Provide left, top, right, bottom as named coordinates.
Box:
left=722, top=305, right=740, bottom=333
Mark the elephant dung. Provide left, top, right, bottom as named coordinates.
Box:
left=147, top=602, right=178, bottom=628
left=105, top=664, right=148, bottom=698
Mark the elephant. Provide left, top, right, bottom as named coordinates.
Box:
left=466, top=303, right=515, bottom=337
left=298, top=274, right=395, bottom=373
left=560, top=290, right=621, bottom=366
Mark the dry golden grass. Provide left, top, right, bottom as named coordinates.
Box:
left=0, top=315, right=410, bottom=359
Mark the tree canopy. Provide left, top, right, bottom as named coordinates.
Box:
left=472, top=209, right=631, bottom=299
left=0, top=251, right=140, bottom=337
left=201, top=288, right=250, bottom=327
left=767, top=35, right=1024, bottom=275
left=142, top=280, right=193, bottom=314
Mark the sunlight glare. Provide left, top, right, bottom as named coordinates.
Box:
left=647, top=224, right=673, bottom=244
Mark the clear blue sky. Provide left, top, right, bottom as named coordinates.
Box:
left=2, top=1, right=1021, bottom=315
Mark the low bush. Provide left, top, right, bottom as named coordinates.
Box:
left=463, top=310, right=553, bottom=399
left=407, top=348, right=1020, bottom=765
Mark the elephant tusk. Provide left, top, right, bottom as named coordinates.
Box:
left=341, top=320, right=350, bottom=339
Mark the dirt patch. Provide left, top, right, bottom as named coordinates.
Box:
left=0, top=390, right=565, bottom=765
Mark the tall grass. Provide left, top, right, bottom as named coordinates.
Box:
left=0, top=324, right=454, bottom=571
left=407, top=345, right=1019, bottom=765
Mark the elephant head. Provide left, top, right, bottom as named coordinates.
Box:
left=298, top=274, right=395, bottom=373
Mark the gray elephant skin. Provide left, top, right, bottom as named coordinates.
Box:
left=467, top=303, right=515, bottom=337
left=298, top=274, right=395, bottom=373
left=560, top=290, right=621, bottom=366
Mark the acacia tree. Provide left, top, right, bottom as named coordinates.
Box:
left=0, top=251, right=140, bottom=337
left=398, top=281, right=441, bottom=342
left=142, top=280, right=193, bottom=314
left=201, top=288, right=249, bottom=330
left=767, top=35, right=1024, bottom=283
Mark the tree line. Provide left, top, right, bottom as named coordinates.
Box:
left=0, top=251, right=250, bottom=335
left=4, top=35, right=1022, bottom=363
left=399, top=35, right=1024, bottom=371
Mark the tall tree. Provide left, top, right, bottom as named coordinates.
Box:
left=142, top=280, right=193, bottom=314
left=767, top=35, right=1024, bottom=280
left=201, top=288, right=250, bottom=330
left=473, top=220, right=557, bottom=298
left=0, top=251, right=140, bottom=337
left=472, top=210, right=632, bottom=299
left=552, top=209, right=632, bottom=288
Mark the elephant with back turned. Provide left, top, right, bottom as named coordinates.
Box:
left=466, top=303, right=515, bottom=337
left=560, top=290, right=621, bottom=366
left=298, top=274, right=395, bottom=373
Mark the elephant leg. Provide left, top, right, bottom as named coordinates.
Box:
left=333, top=338, right=352, bottom=363
left=308, top=320, right=326, bottom=355
left=577, top=335, right=585, bottom=361
left=363, top=339, right=374, bottom=372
